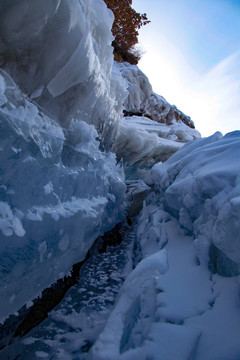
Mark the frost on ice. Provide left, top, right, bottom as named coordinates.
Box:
left=0, top=0, right=126, bottom=320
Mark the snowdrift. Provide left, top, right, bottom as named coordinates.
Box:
left=90, top=131, right=240, bottom=360
left=146, top=131, right=240, bottom=274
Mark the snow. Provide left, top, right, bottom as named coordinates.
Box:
left=89, top=249, right=168, bottom=360
left=90, top=207, right=240, bottom=360
left=88, top=131, right=240, bottom=359
left=146, top=131, right=240, bottom=273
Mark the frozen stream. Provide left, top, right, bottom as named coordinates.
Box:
left=0, top=217, right=137, bottom=360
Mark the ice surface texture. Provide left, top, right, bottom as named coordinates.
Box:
left=0, top=0, right=126, bottom=150
left=0, top=0, right=126, bottom=321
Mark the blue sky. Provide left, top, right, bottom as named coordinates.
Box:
left=134, top=0, right=240, bottom=136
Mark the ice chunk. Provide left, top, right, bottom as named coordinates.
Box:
left=115, top=116, right=183, bottom=166
left=0, top=63, right=125, bottom=321
left=0, top=201, right=25, bottom=237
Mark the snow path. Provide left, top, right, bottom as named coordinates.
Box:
left=0, top=221, right=137, bottom=359
left=89, top=212, right=240, bottom=360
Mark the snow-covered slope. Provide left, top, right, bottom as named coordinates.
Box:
left=145, top=131, right=240, bottom=274
left=90, top=131, right=240, bottom=360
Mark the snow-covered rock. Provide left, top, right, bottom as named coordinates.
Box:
left=0, top=0, right=126, bottom=321
left=114, top=63, right=200, bottom=175
left=119, top=62, right=196, bottom=129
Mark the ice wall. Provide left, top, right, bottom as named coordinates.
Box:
left=0, top=0, right=126, bottom=149
left=0, top=0, right=126, bottom=321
